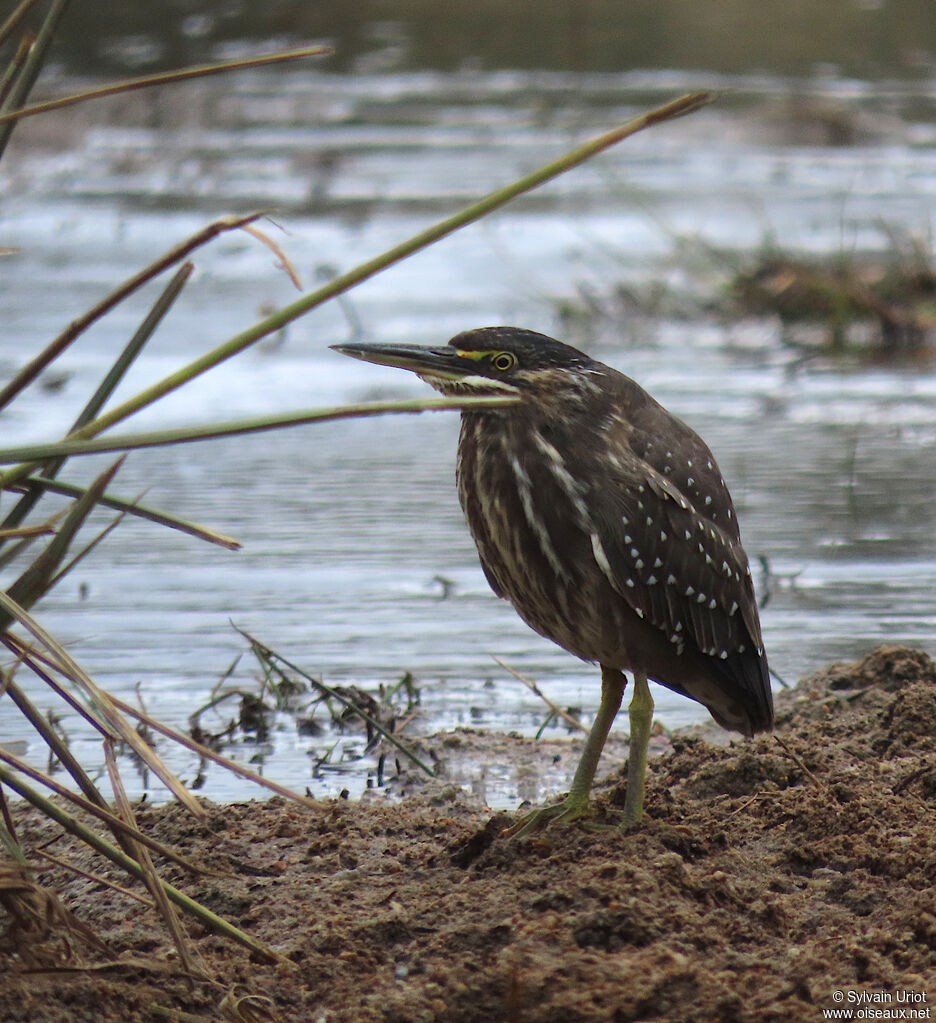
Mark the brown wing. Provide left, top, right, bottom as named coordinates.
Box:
left=588, top=380, right=772, bottom=732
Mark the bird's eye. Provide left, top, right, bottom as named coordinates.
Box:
left=491, top=352, right=517, bottom=372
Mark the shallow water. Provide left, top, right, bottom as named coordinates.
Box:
left=1, top=67, right=935, bottom=805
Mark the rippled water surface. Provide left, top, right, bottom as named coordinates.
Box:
left=2, top=66, right=935, bottom=804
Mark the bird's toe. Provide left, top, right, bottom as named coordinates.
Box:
left=503, top=795, right=597, bottom=838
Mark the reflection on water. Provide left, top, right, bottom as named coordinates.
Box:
left=38, top=2, right=936, bottom=84
left=1, top=62, right=935, bottom=805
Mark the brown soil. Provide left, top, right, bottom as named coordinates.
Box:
left=3, top=646, right=936, bottom=1022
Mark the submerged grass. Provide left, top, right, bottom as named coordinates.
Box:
left=0, top=0, right=715, bottom=1005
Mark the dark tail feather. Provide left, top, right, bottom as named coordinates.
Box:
left=709, top=648, right=774, bottom=737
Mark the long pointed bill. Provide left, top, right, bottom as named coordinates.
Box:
left=330, top=342, right=519, bottom=396
left=330, top=342, right=469, bottom=380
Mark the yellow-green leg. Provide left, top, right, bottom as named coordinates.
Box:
left=622, top=669, right=653, bottom=827
left=506, top=666, right=626, bottom=837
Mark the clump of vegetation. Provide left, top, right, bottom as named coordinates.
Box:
left=186, top=632, right=433, bottom=787
left=550, top=220, right=936, bottom=361
left=730, top=231, right=936, bottom=357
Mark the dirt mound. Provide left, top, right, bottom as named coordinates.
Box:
left=3, top=645, right=935, bottom=1022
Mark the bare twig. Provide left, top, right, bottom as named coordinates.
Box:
left=492, top=655, right=586, bottom=733
left=773, top=734, right=826, bottom=789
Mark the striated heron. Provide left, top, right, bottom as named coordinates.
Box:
left=333, top=327, right=773, bottom=831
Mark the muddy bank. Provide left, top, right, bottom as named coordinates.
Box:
left=2, top=646, right=935, bottom=1022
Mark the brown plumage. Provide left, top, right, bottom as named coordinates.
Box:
left=454, top=334, right=770, bottom=735
left=333, top=326, right=773, bottom=829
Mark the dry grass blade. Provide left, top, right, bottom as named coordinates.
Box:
left=0, top=809, right=26, bottom=863
left=7, top=476, right=242, bottom=550
left=0, top=263, right=195, bottom=540
left=0, top=459, right=123, bottom=631
left=0, top=31, right=31, bottom=107
left=0, top=857, right=109, bottom=963
left=47, top=506, right=126, bottom=591
left=0, top=507, right=66, bottom=572
left=33, top=849, right=154, bottom=908
left=0, top=213, right=262, bottom=419
left=240, top=222, right=302, bottom=290
left=0, top=45, right=332, bottom=127
left=0, top=743, right=210, bottom=875
left=0, top=766, right=284, bottom=964
left=0, top=522, right=54, bottom=541
left=218, top=988, right=280, bottom=1023
left=0, top=593, right=206, bottom=817
left=1, top=663, right=120, bottom=826
left=0, top=0, right=70, bottom=159
left=104, top=740, right=204, bottom=979
left=0, top=0, right=41, bottom=47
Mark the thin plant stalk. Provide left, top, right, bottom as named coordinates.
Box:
left=0, top=31, right=31, bottom=108
left=2, top=92, right=714, bottom=474
left=0, top=394, right=521, bottom=464
left=0, top=509, right=64, bottom=570
left=0, top=522, right=54, bottom=541
left=492, top=655, right=585, bottom=734
left=0, top=0, right=70, bottom=159
left=0, top=743, right=207, bottom=874
left=104, top=740, right=203, bottom=978
left=0, top=263, right=194, bottom=540
left=0, top=214, right=261, bottom=416
left=108, top=691, right=317, bottom=807
left=0, top=765, right=284, bottom=965
left=9, top=633, right=314, bottom=807
left=5, top=476, right=242, bottom=551
left=1, top=459, right=123, bottom=627
left=0, top=0, right=42, bottom=48
left=33, top=849, right=154, bottom=908
left=74, top=261, right=195, bottom=431
left=0, top=591, right=205, bottom=817
left=0, top=45, right=332, bottom=127
left=47, top=507, right=126, bottom=591
left=2, top=668, right=117, bottom=801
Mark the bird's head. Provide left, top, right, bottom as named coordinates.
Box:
left=332, top=327, right=598, bottom=401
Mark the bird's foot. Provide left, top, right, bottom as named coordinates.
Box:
left=503, top=796, right=596, bottom=838
left=618, top=808, right=643, bottom=831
